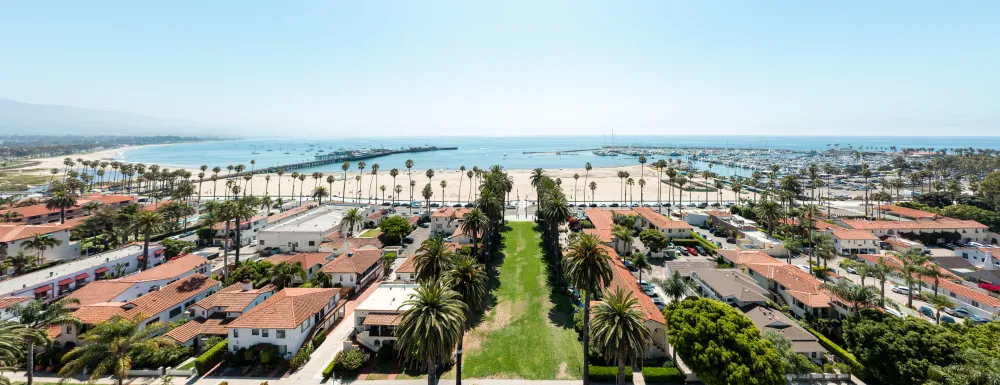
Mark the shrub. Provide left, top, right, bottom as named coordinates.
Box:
left=323, top=358, right=337, bottom=378
left=980, top=282, right=1000, bottom=293
left=243, top=348, right=256, bottom=362
left=194, top=339, right=229, bottom=374
left=260, top=346, right=277, bottom=364
left=335, top=349, right=365, bottom=372
left=573, top=308, right=584, bottom=334
left=290, top=342, right=314, bottom=371
left=589, top=366, right=632, bottom=382
left=312, top=329, right=329, bottom=346
left=807, top=327, right=863, bottom=373
left=642, top=367, right=685, bottom=384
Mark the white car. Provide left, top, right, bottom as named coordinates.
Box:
left=794, top=264, right=810, bottom=273
left=891, top=285, right=909, bottom=294
left=884, top=306, right=906, bottom=318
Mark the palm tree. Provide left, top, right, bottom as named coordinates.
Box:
left=394, top=185, right=403, bottom=205
left=406, top=160, right=415, bottom=206
left=590, top=288, right=652, bottom=385
left=540, top=193, right=571, bottom=252
left=341, top=162, right=350, bottom=199
left=0, top=321, right=45, bottom=384
left=926, top=294, right=955, bottom=324
left=440, top=180, right=448, bottom=206
left=466, top=170, right=475, bottom=202
left=341, top=207, right=364, bottom=237
left=414, top=235, right=455, bottom=281
left=422, top=183, right=434, bottom=216
left=297, top=174, right=307, bottom=205
left=631, top=251, right=651, bottom=284
left=271, top=262, right=306, bottom=289
left=821, top=281, right=880, bottom=317
left=444, top=255, right=487, bottom=385
left=326, top=175, right=335, bottom=201
left=611, top=225, right=633, bottom=254
left=368, top=164, right=380, bottom=203
left=59, top=315, right=175, bottom=385
left=395, top=279, right=467, bottom=385
left=870, top=259, right=893, bottom=306
left=754, top=199, right=782, bottom=237
left=22, top=234, right=62, bottom=262
left=461, top=209, right=488, bottom=259
left=380, top=252, right=397, bottom=279
left=311, top=186, right=328, bottom=205
left=5, top=251, right=37, bottom=275
left=12, top=298, right=81, bottom=385
left=897, top=251, right=930, bottom=308
left=564, top=233, right=613, bottom=385
left=660, top=270, right=686, bottom=304
left=589, top=181, right=597, bottom=204
left=128, top=211, right=165, bottom=270
left=44, top=191, right=77, bottom=224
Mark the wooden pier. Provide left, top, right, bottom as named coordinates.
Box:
left=209, top=146, right=458, bottom=180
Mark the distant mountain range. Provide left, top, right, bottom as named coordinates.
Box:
left=0, top=98, right=231, bottom=136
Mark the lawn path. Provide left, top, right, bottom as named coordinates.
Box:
left=458, top=222, right=583, bottom=380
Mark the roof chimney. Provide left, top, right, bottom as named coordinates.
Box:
left=242, top=280, right=253, bottom=291
left=348, top=252, right=354, bottom=257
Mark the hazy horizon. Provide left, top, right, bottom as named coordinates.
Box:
left=2, top=1, right=998, bottom=137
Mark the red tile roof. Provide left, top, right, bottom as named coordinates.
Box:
left=396, top=257, right=416, bottom=274
left=744, top=262, right=832, bottom=308
left=119, top=254, right=208, bottom=282
left=227, top=288, right=337, bottom=329
left=193, top=282, right=276, bottom=312
left=842, top=219, right=988, bottom=230
left=322, top=249, right=383, bottom=274
left=0, top=297, right=30, bottom=311
left=165, top=316, right=231, bottom=343
left=829, top=227, right=879, bottom=241
left=879, top=205, right=938, bottom=220
left=598, top=245, right=665, bottom=324
left=67, top=281, right=138, bottom=307
left=431, top=207, right=471, bottom=219
left=265, top=252, right=332, bottom=269
left=717, top=249, right=784, bottom=266
left=73, top=302, right=127, bottom=324
left=634, top=207, right=692, bottom=229
left=362, top=313, right=402, bottom=326
left=121, top=274, right=219, bottom=321
left=0, top=223, right=73, bottom=242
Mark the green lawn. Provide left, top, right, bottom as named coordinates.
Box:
left=360, top=229, right=381, bottom=238
left=457, top=222, right=583, bottom=380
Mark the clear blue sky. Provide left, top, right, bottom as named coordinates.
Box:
left=1, top=1, right=997, bottom=137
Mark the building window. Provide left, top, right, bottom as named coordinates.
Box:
left=972, top=300, right=980, bottom=308
left=260, top=240, right=265, bottom=245
left=66, top=326, right=73, bottom=334
left=169, top=306, right=183, bottom=318
left=252, top=329, right=260, bottom=336
left=277, top=330, right=285, bottom=338
left=263, top=329, right=269, bottom=338
left=234, top=329, right=239, bottom=338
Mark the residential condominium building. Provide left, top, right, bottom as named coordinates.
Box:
left=826, top=227, right=880, bottom=256
left=353, top=282, right=417, bottom=351
left=165, top=282, right=276, bottom=350
left=954, top=247, right=1000, bottom=270
left=0, top=221, right=80, bottom=262
left=65, top=254, right=212, bottom=307
left=0, top=244, right=165, bottom=300
left=226, top=287, right=345, bottom=358
left=55, top=274, right=220, bottom=345
left=591, top=244, right=668, bottom=358
left=732, top=251, right=836, bottom=319
left=838, top=218, right=990, bottom=244
left=430, top=207, right=471, bottom=236
left=742, top=304, right=826, bottom=361
left=257, top=205, right=345, bottom=253
left=265, top=252, right=335, bottom=281
left=212, top=204, right=316, bottom=248
left=321, top=247, right=399, bottom=288
left=0, top=194, right=136, bottom=225
left=690, top=268, right=771, bottom=308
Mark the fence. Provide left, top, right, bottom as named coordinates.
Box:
left=124, top=367, right=195, bottom=377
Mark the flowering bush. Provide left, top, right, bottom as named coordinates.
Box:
left=978, top=282, right=1000, bottom=293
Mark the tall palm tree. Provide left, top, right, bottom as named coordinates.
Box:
left=406, top=160, right=415, bottom=207
left=440, top=180, right=448, bottom=206
left=128, top=211, right=165, bottom=270
left=390, top=168, right=400, bottom=202
left=461, top=209, right=488, bottom=259
left=395, top=279, right=467, bottom=385
left=589, top=181, right=597, bottom=204
left=297, top=174, right=307, bottom=205
left=611, top=225, right=633, bottom=254
left=326, top=175, right=335, bottom=201
left=394, top=185, right=403, bottom=205
left=230, top=198, right=258, bottom=267
left=341, top=207, right=364, bottom=237
left=564, top=233, right=613, bottom=385
left=311, top=186, right=328, bottom=205
left=0, top=321, right=45, bottom=385
left=926, top=294, right=955, bottom=324
left=590, top=288, right=652, bottom=385
left=341, top=162, right=350, bottom=199
left=12, top=298, right=81, bottom=385
left=59, top=315, right=175, bottom=385
left=414, top=235, right=455, bottom=281
left=870, top=259, right=893, bottom=306
left=44, top=191, right=77, bottom=224
left=754, top=199, right=782, bottom=237
left=379, top=252, right=397, bottom=279
left=660, top=270, right=686, bottom=304
left=270, top=262, right=306, bottom=289
left=445, top=255, right=487, bottom=385
left=422, top=183, right=434, bottom=215
left=631, top=251, right=651, bottom=284
left=897, top=251, right=930, bottom=308
left=22, top=234, right=62, bottom=262
left=821, top=281, right=880, bottom=317
left=540, top=194, right=571, bottom=252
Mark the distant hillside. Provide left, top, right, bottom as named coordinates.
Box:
left=0, top=99, right=227, bottom=136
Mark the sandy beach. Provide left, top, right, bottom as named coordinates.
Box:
left=23, top=146, right=757, bottom=204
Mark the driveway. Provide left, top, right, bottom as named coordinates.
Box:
left=401, top=226, right=431, bottom=257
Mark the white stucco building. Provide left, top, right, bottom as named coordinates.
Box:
left=226, top=288, right=344, bottom=357
left=353, top=282, right=417, bottom=351
left=257, top=206, right=345, bottom=253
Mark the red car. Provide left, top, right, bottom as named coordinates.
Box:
left=687, top=246, right=699, bottom=256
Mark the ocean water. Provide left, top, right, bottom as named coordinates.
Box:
left=120, top=135, right=1000, bottom=175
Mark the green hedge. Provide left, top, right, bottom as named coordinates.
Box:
left=194, top=338, right=228, bottom=374
left=807, top=328, right=863, bottom=372
left=689, top=232, right=718, bottom=254
left=642, top=367, right=685, bottom=384
left=670, top=238, right=700, bottom=247
left=589, top=365, right=632, bottom=382
left=322, top=357, right=337, bottom=378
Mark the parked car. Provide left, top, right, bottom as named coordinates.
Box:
left=687, top=247, right=699, bottom=256
left=430, top=203, right=440, bottom=208
left=726, top=237, right=736, bottom=244
left=949, top=308, right=971, bottom=318
left=643, top=287, right=658, bottom=297
left=623, top=260, right=634, bottom=270
left=381, top=202, right=391, bottom=206
left=651, top=297, right=666, bottom=310
left=403, top=236, right=414, bottom=244
left=638, top=280, right=651, bottom=290
left=610, top=203, right=620, bottom=207
left=919, top=306, right=935, bottom=318
left=846, top=266, right=857, bottom=274
left=589, top=203, right=598, bottom=208
left=419, top=222, right=430, bottom=228
left=941, top=315, right=957, bottom=324
left=464, top=203, right=474, bottom=208
left=677, top=247, right=689, bottom=256
left=891, top=285, right=910, bottom=294
left=884, top=306, right=906, bottom=318
left=577, top=204, right=587, bottom=208
left=452, top=203, right=462, bottom=207
left=695, top=246, right=706, bottom=255
left=599, top=204, right=608, bottom=208
left=967, top=313, right=990, bottom=324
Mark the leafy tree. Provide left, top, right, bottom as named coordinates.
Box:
left=378, top=216, right=411, bottom=245
left=270, top=261, right=306, bottom=289
left=842, top=310, right=962, bottom=385
left=590, top=288, right=652, bottom=385
left=638, top=229, right=668, bottom=253
left=380, top=252, right=398, bottom=279
left=160, top=238, right=196, bottom=258
left=226, top=260, right=274, bottom=286
left=938, top=204, right=1000, bottom=232
left=59, top=315, right=176, bottom=385
left=915, top=191, right=955, bottom=208
left=664, top=298, right=785, bottom=385
left=394, top=279, right=466, bottom=385
left=929, top=349, right=1000, bottom=385
left=762, top=330, right=819, bottom=375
